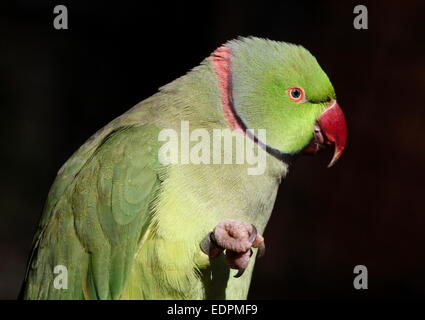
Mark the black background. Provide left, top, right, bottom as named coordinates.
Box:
left=0, top=0, right=424, bottom=299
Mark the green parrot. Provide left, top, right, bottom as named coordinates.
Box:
left=21, top=37, right=347, bottom=300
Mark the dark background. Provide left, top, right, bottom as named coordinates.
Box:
left=0, top=0, right=424, bottom=299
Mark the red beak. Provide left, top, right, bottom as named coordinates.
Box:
left=317, top=100, right=347, bottom=167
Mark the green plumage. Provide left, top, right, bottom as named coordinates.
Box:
left=24, top=125, right=162, bottom=299
left=21, top=37, right=335, bottom=299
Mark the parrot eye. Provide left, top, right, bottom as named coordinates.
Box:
left=287, top=86, right=305, bottom=103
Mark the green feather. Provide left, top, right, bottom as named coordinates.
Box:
left=23, top=125, right=162, bottom=299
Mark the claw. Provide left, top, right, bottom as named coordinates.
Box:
left=200, top=232, right=223, bottom=259
left=252, top=234, right=265, bottom=258
left=256, top=241, right=266, bottom=258
left=234, top=268, right=245, bottom=278
left=200, top=232, right=211, bottom=255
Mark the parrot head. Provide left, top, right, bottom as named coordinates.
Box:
left=211, top=37, right=347, bottom=167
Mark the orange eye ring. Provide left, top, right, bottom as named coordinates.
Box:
left=287, top=86, right=305, bottom=103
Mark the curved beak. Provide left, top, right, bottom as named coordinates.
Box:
left=317, top=100, right=347, bottom=167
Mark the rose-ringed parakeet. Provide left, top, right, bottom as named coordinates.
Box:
left=21, top=37, right=347, bottom=299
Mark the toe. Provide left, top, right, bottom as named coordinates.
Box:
left=213, top=220, right=256, bottom=253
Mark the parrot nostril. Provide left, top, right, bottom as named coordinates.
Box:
left=314, top=124, right=325, bottom=145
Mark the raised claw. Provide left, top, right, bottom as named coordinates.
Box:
left=200, top=232, right=223, bottom=259
left=234, top=268, right=245, bottom=278
left=252, top=234, right=265, bottom=258
left=200, top=220, right=266, bottom=278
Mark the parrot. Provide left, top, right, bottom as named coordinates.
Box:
left=20, top=37, right=347, bottom=300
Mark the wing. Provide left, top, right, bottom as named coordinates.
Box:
left=22, top=124, right=163, bottom=299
